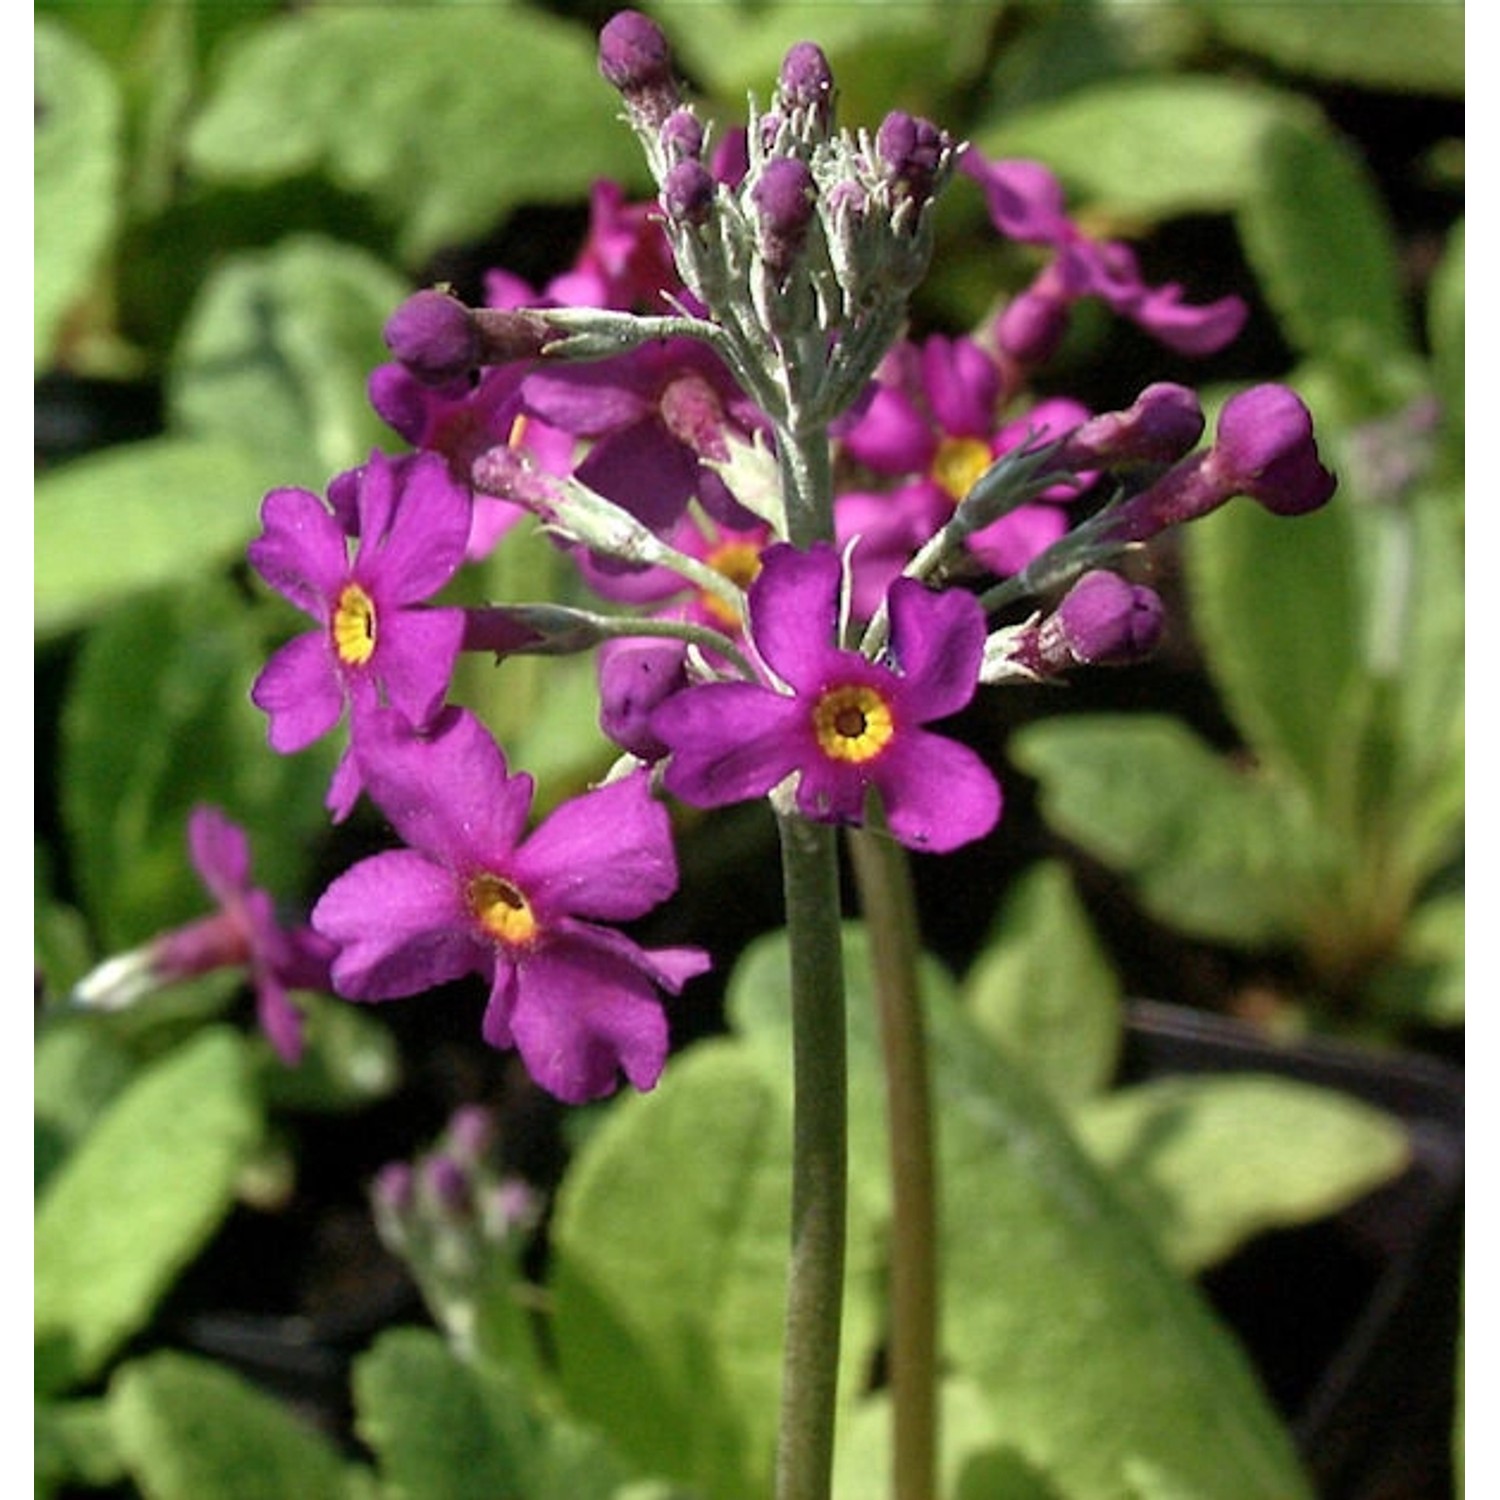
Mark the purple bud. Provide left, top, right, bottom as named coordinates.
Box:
left=1058, top=383, right=1205, bottom=470
left=598, top=10, right=679, bottom=128
left=422, top=1154, right=473, bottom=1217
left=1206, top=385, right=1337, bottom=516
left=600, top=637, right=689, bottom=761
left=1038, top=571, right=1164, bottom=669
left=661, top=157, right=716, bottom=227
left=446, top=1104, right=497, bottom=1163
left=875, top=111, right=948, bottom=206
left=778, top=42, right=834, bottom=123
left=468, top=307, right=555, bottom=365
left=995, top=286, right=1071, bottom=366
left=383, top=289, right=480, bottom=387
left=659, top=106, right=705, bottom=163
left=751, top=156, right=816, bottom=276
left=471, top=443, right=566, bottom=512
left=373, top=1162, right=416, bottom=1220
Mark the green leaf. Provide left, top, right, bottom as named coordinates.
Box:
left=167, top=235, right=409, bottom=490
left=185, top=8, right=643, bottom=265
left=110, top=1350, right=366, bottom=1500
left=36, top=1397, right=127, bottom=1498
left=35, top=1029, right=263, bottom=1392
left=1366, top=890, right=1465, bottom=1027
left=354, top=1326, right=631, bottom=1500
left=1008, top=714, right=1326, bottom=947
left=973, top=75, right=1313, bottom=223
left=34, top=1019, right=137, bottom=1192
left=1237, top=116, right=1413, bottom=373
left=1193, top=0, right=1463, bottom=96
left=962, top=860, right=1123, bottom=1106
left=1076, top=1074, right=1411, bottom=1272
left=1184, top=490, right=1363, bottom=801
left=34, top=437, right=284, bottom=639
left=1428, top=220, right=1464, bottom=467
left=60, top=581, right=338, bottom=951
left=35, top=18, right=123, bottom=369
left=550, top=1042, right=880, bottom=1500
left=258, top=990, right=402, bottom=1114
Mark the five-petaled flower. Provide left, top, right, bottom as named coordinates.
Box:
left=649, top=543, right=1002, bottom=853
left=312, top=706, right=711, bottom=1104
left=248, top=450, right=471, bottom=819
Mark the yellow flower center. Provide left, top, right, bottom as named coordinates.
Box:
left=700, top=539, right=763, bottom=630
left=812, top=684, right=895, bottom=764
left=332, top=583, right=377, bottom=666
left=931, top=435, right=993, bottom=504
left=466, top=872, right=540, bottom=948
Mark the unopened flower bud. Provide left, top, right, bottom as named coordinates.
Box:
left=383, top=289, right=480, bottom=386
left=1037, top=571, right=1164, bottom=669
left=777, top=41, right=834, bottom=127
left=662, top=157, right=716, bottom=227
left=875, top=111, right=949, bottom=208
left=598, top=10, right=680, bottom=130
left=1205, top=384, right=1337, bottom=516
left=373, top=1161, right=416, bottom=1222
left=599, top=637, right=689, bottom=761
left=1058, top=383, right=1205, bottom=471
left=659, top=106, right=705, bottom=163
left=422, top=1154, right=473, bottom=1218
left=446, top=1104, right=498, bottom=1164
left=751, top=156, right=816, bottom=277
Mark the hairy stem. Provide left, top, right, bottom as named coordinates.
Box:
left=848, top=822, right=939, bottom=1500
left=774, top=811, right=849, bottom=1500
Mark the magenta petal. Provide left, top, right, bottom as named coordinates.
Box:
left=325, top=740, right=365, bottom=824
left=839, top=384, right=937, bottom=474
left=253, top=970, right=305, bottom=1065
left=653, top=683, right=806, bottom=807
left=482, top=961, right=520, bottom=1050
left=357, top=707, right=533, bottom=869
left=746, top=544, right=843, bottom=691
left=884, top=578, right=985, bottom=722
left=514, top=771, right=679, bottom=922
left=965, top=503, right=1068, bottom=577
left=252, top=632, right=344, bottom=753
left=509, top=944, right=669, bottom=1103
left=922, top=335, right=1001, bottom=438
left=575, top=421, right=698, bottom=532
left=522, top=365, right=652, bottom=436
left=248, top=487, right=350, bottom=617
left=371, top=605, right=465, bottom=727
left=187, top=805, right=251, bottom=901
left=366, top=455, right=472, bottom=602
left=314, top=849, right=482, bottom=1001
left=876, top=732, right=1001, bottom=853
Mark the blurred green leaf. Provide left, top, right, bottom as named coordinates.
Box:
left=1428, top=220, right=1465, bottom=476
left=34, top=1019, right=137, bottom=1193
left=1366, top=890, right=1465, bottom=1027
left=258, top=990, right=401, bottom=1114
left=550, top=1041, right=881, bottom=1500
left=1192, top=0, right=1463, bottom=96
left=1185, top=493, right=1363, bottom=801
left=185, top=7, right=643, bottom=265
left=36, top=1397, right=127, bottom=1499
left=1237, top=116, right=1413, bottom=376
left=1009, top=715, right=1328, bottom=948
left=35, top=437, right=284, bottom=638
left=35, top=1029, right=263, bottom=1393
left=962, top=861, right=1123, bottom=1106
left=1075, top=1074, right=1410, bottom=1272
left=354, top=1326, right=631, bottom=1500
left=110, top=1350, right=367, bottom=1500
left=167, top=235, right=409, bottom=489
left=974, top=75, right=1313, bottom=223
left=60, top=580, right=339, bottom=950
left=35, top=18, right=123, bottom=370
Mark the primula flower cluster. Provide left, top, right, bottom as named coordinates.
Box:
left=233, top=8, right=1335, bottom=1104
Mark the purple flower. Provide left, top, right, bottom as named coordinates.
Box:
left=835, top=337, right=1087, bottom=610
left=70, top=806, right=333, bottom=1064
left=248, top=451, right=470, bottom=819
left=961, top=148, right=1247, bottom=359
left=650, top=544, right=1001, bottom=853
left=312, top=707, right=710, bottom=1103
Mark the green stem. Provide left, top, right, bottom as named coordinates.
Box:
left=774, top=811, right=849, bottom=1500
left=847, top=822, right=939, bottom=1500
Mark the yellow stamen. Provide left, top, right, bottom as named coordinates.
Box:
left=332, top=583, right=377, bottom=666
left=931, top=435, right=993, bottom=503
left=812, top=683, right=895, bottom=764
left=467, top=872, right=540, bottom=948
left=700, top=539, right=763, bottom=630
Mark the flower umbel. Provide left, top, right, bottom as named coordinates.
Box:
left=312, top=707, right=710, bottom=1103
left=650, top=543, right=1001, bottom=852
